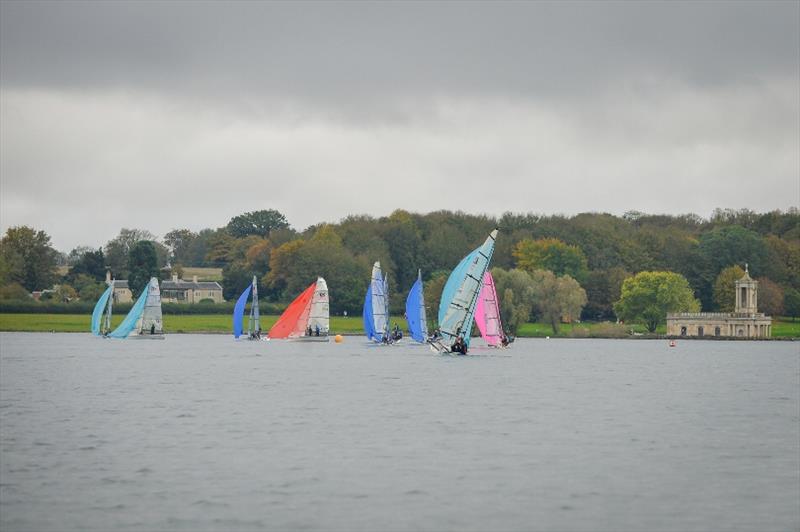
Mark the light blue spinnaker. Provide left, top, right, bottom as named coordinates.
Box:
left=437, top=229, right=498, bottom=350
left=405, top=270, right=428, bottom=343
left=91, top=284, right=114, bottom=336
left=233, top=284, right=252, bottom=339
left=108, top=285, right=149, bottom=339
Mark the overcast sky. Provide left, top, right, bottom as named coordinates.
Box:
left=1, top=1, right=798, bottom=252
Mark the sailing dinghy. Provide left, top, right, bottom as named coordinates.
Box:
left=268, top=277, right=330, bottom=341
left=429, top=229, right=498, bottom=354
left=404, top=269, right=428, bottom=343
left=363, top=262, right=393, bottom=343
left=474, top=270, right=511, bottom=348
left=109, top=277, right=164, bottom=339
left=91, top=281, right=115, bottom=336
left=233, top=276, right=262, bottom=340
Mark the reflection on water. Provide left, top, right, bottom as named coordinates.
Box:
left=1, top=333, right=798, bottom=531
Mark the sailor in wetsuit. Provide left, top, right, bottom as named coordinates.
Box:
left=451, top=335, right=467, bottom=355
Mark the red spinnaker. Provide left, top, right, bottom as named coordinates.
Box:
left=268, top=283, right=315, bottom=339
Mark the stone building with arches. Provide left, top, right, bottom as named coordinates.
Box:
left=666, top=266, right=772, bottom=338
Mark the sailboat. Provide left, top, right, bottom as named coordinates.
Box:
left=233, top=276, right=262, bottom=340
left=430, top=229, right=498, bottom=354
left=363, top=261, right=391, bottom=343
left=268, top=277, right=330, bottom=341
left=405, top=269, right=428, bottom=343
left=474, top=270, right=511, bottom=348
left=91, top=281, right=115, bottom=336
left=109, top=277, right=164, bottom=339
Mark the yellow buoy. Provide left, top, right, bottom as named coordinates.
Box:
left=335, top=334, right=344, bottom=343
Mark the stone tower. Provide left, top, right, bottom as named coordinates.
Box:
left=735, top=264, right=758, bottom=315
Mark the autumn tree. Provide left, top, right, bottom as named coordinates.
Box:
left=712, top=265, right=745, bottom=312
left=756, top=278, right=784, bottom=317
left=513, top=238, right=588, bottom=282
left=614, top=271, right=700, bottom=332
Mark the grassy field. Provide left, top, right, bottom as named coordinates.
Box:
left=181, top=267, right=223, bottom=281
left=1, top=313, right=797, bottom=338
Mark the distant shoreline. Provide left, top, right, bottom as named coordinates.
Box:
left=1, top=313, right=796, bottom=340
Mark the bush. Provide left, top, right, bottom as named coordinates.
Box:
left=198, top=298, right=215, bottom=304
left=0, top=283, right=31, bottom=301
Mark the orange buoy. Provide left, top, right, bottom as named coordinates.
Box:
left=335, top=334, right=344, bottom=343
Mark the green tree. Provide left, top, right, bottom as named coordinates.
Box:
left=698, top=226, right=768, bottom=277
left=67, top=248, right=106, bottom=282
left=614, top=271, right=700, bottom=332
left=105, top=228, right=156, bottom=278
left=164, top=229, right=198, bottom=265
left=528, top=270, right=588, bottom=334
left=582, top=267, right=631, bottom=320
left=127, top=241, right=159, bottom=296
left=756, top=278, right=784, bottom=317
left=491, top=268, right=537, bottom=334
left=72, top=274, right=107, bottom=302
left=0, top=245, right=24, bottom=286
left=0, top=226, right=59, bottom=291
left=513, top=238, right=588, bottom=282
left=712, top=265, right=745, bottom=312
left=423, top=271, right=449, bottom=328
left=227, top=209, right=289, bottom=238
left=784, top=288, right=800, bottom=320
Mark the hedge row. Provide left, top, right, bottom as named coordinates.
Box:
left=0, top=301, right=286, bottom=315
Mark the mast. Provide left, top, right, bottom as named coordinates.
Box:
left=252, top=276, right=260, bottom=333
left=383, top=272, right=390, bottom=338
left=418, top=269, right=428, bottom=338
left=104, top=280, right=115, bottom=334
left=248, top=275, right=260, bottom=335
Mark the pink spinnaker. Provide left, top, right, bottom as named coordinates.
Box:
left=474, top=271, right=504, bottom=347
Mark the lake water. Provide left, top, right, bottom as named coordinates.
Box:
left=1, top=333, right=798, bottom=532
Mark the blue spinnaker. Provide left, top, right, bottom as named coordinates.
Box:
left=405, top=275, right=427, bottom=343
left=363, top=284, right=376, bottom=340
left=108, top=286, right=149, bottom=339
left=91, top=285, right=113, bottom=336
left=437, top=230, right=498, bottom=348
left=233, top=284, right=252, bottom=339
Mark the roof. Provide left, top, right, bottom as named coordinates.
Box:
left=161, top=280, right=223, bottom=291
left=109, top=279, right=222, bottom=290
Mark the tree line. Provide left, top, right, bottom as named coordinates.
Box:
left=1, top=207, right=798, bottom=333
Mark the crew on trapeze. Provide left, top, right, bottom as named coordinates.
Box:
left=391, top=323, right=403, bottom=342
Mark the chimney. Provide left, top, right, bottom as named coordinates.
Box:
left=172, top=274, right=178, bottom=283
left=192, top=275, right=198, bottom=284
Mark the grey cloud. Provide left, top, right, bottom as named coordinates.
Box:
left=2, top=1, right=797, bottom=109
